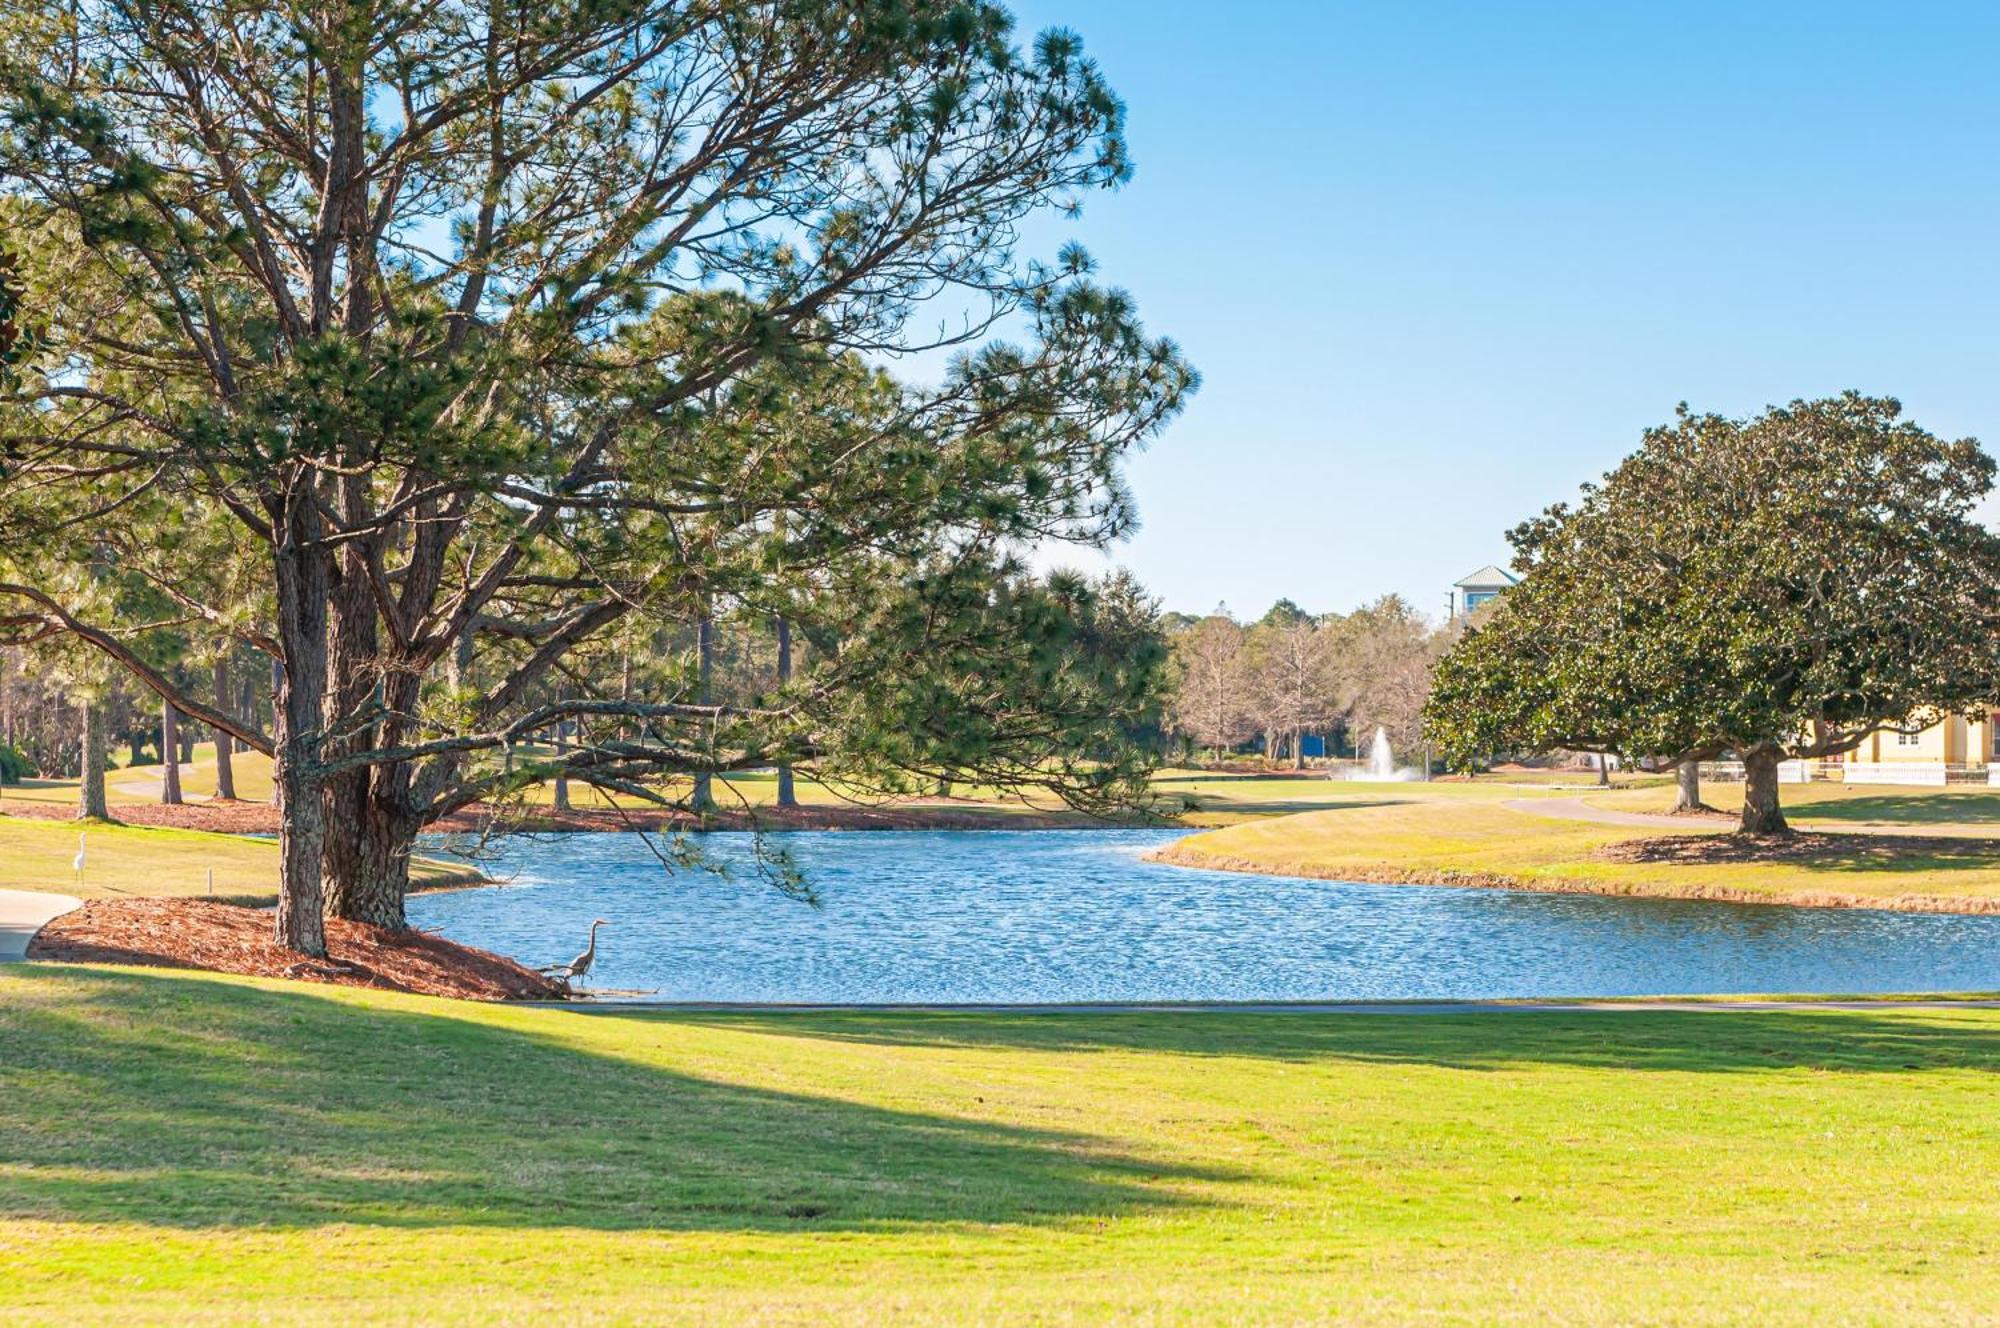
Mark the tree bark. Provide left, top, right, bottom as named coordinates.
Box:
left=267, top=656, right=284, bottom=807
left=1671, top=759, right=1705, bottom=814
left=1293, top=727, right=1306, bottom=770
left=160, top=699, right=183, bottom=805
left=322, top=790, right=417, bottom=929
left=1739, top=745, right=1790, bottom=835
left=318, top=499, right=415, bottom=931
left=1596, top=752, right=1609, bottom=786
left=272, top=504, right=329, bottom=957
left=552, top=720, right=572, bottom=812
left=213, top=659, right=236, bottom=800
left=691, top=612, right=715, bottom=812
left=774, top=614, right=797, bottom=809
left=77, top=700, right=108, bottom=820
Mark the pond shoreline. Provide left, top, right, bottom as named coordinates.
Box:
left=1145, top=842, right=2000, bottom=916
left=1, top=797, right=1155, bottom=837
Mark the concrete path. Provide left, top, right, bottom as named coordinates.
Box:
left=0, top=889, right=82, bottom=962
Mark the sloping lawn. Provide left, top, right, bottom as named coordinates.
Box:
left=3, top=965, right=1997, bottom=1324
left=1588, top=779, right=2000, bottom=828
left=1167, top=795, right=2000, bottom=910
left=0, top=816, right=473, bottom=901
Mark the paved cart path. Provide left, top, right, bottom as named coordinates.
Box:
left=0, top=889, right=81, bottom=961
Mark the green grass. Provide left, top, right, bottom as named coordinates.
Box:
left=1588, top=779, right=2000, bottom=827
left=0, top=815, right=474, bottom=901
left=3, top=965, right=1998, bottom=1324
left=1170, top=787, right=2000, bottom=908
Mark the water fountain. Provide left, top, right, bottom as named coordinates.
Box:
left=1343, top=725, right=1418, bottom=781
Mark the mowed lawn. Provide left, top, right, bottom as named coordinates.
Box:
left=0, top=816, right=473, bottom=901
left=1588, top=779, right=2000, bottom=828
left=1170, top=783, right=2000, bottom=909
left=1, top=964, right=1996, bottom=1325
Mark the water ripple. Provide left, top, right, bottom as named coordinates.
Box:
left=408, top=830, right=2000, bottom=1002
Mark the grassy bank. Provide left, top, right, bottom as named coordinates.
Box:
left=1163, top=788, right=2000, bottom=911
left=4, top=964, right=1998, bottom=1324
left=0, top=817, right=477, bottom=902
left=1586, top=778, right=2000, bottom=827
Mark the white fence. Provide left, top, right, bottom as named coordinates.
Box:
left=1697, top=760, right=1816, bottom=784
left=1839, top=762, right=1948, bottom=787
left=1698, top=760, right=1993, bottom=786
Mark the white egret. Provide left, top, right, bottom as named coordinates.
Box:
left=72, top=831, right=86, bottom=889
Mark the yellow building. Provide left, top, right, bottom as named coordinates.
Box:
left=1838, top=712, right=1997, bottom=785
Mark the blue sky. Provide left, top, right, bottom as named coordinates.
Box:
left=1000, top=1, right=2000, bottom=620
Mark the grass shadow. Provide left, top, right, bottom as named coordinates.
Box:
left=0, top=966, right=1226, bottom=1234
left=659, top=1006, right=2000, bottom=1075
left=1604, top=831, right=2000, bottom=875
left=1800, top=791, right=2000, bottom=825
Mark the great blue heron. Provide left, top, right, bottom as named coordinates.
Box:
left=540, top=919, right=608, bottom=984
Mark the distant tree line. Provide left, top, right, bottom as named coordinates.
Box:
left=1161, top=596, right=1448, bottom=767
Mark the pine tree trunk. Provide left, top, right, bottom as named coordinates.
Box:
left=1293, top=727, right=1306, bottom=770
left=691, top=612, right=715, bottom=812
left=1596, top=752, right=1610, bottom=786
left=1739, top=745, right=1790, bottom=835
left=320, top=521, right=424, bottom=931
left=272, top=508, right=329, bottom=957
left=77, top=700, right=108, bottom=821
left=322, top=785, right=416, bottom=929
left=774, top=614, right=797, bottom=809
left=161, top=699, right=183, bottom=805
left=267, top=656, right=284, bottom=808
left=552, top=720, right=572, bottom=812
left=1671, top=759, right=1704, bottom=814
left=213, top=659, right=237, bottom=800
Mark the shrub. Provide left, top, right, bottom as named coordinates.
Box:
left=0, top=743, right=31, bottom=785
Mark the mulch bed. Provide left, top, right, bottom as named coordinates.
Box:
left=28, top=898, right=564, bottom=1001
left=1599, top=831, right=2000, bottom=866
left=4, top=797, right=284, bottom=833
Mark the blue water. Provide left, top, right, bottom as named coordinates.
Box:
left=408, top=829, right=2000, bottom=1002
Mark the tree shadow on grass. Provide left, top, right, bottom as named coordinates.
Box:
left=1604, top=832, right=2000, bottom=875
left=1798, top=791, right=2000, bottom=825
left=659, top=1006, right=2000, bottom=1076
left=0, top=966, right=1229, bottom=1234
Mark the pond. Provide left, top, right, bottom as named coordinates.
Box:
left=409, top=829, right=2000, bottom=1003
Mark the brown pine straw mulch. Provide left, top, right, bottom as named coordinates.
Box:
left=3, top=798, right=284, bottom=833
left=28, top=898, right=564, bottom=1001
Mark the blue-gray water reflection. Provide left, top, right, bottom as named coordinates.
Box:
left=408, top=829, right=2000, bottom=1002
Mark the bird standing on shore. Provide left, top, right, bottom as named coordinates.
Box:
left=540, top=919, right=609, bottom=986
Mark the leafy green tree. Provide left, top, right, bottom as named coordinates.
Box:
left=0, top=1, right=1191, bottom=952
left=1426, top=395, right=2000, bottom=833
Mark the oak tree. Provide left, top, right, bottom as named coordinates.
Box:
left=1426, top=395, right=2000, bottom=832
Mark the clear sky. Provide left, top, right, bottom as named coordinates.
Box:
left=1000, top=0, right=2000, bottom=621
